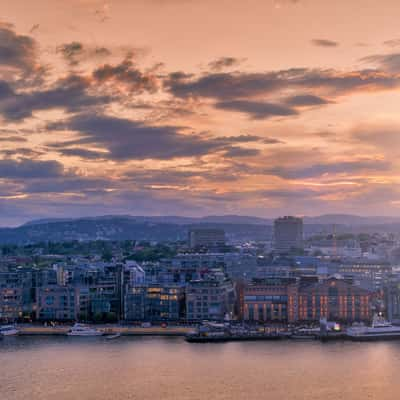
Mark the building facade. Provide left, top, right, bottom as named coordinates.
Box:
left=241, top=277, right=372, bottom=324
left=36, top=286, right=76, bottom=321
left=273, top=216, right=303, bottom=254
left=186, top=273, right=235, bottom=321
left=188, top=228, right=226, bottom=249
left=124, top=284, right=185, bottom=321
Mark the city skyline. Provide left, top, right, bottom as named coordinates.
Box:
left=1, top=0, right=400, bottom=226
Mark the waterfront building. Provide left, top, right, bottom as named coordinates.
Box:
left=384, top=275, right=400, bottom=323
left=241, top=277, right=372, bottom=324
left=240, top=277, right=296, bottom=322
left=273, top=216, right=303, bottom=254
left=294, top=277, right=371, bottom=323
left=0, top=285, right=24, bottom=321
left=124, top=284, right=185, bottom=321
left=186, top=272, right=235, bottom=321
left=36, top=285, right=76, bottom=321
left=0, top=269, right=38, bottom=322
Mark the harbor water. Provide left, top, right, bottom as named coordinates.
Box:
left=1, top=336, right=400, bottom=400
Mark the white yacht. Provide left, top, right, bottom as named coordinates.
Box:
left=0, top=325, right=19, bottom=336
left=347, top=315, right=400, bottom=341
left=67, top=323, right=103, bottom=337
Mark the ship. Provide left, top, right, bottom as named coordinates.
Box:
left=185, top=322, right=282, bottom=343
left=347, top=315, right=400, bottom=341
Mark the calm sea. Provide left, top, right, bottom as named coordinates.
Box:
left=1, top=336, right=400, bottom=400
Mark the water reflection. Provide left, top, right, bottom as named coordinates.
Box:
left=1, top=337, right=400, bottom=400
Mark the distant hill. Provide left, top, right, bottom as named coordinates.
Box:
left=1, top=216, right=273, bottom=245
left=1, top=214, right=400, bottom=245
left=23, top=214, right=271, bottom=226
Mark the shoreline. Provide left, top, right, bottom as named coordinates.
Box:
left=15, top=325, right=192, bottom=336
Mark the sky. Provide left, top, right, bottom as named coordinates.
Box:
left=1, top=0, right=400, bottom=226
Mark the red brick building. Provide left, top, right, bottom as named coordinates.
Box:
left=241, top=277, right=372, bottom=324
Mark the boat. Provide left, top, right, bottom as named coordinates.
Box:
left=186, top=326, right=282, bottom=343
left=347, top=315, right=400, bottom=341
left=105, top=333, right=121, bottom=340
left=290, top=327, right=320, bottom=340
left=0, top=325, right=19, bottom=336
left=67, top=323, right=103, bottom=337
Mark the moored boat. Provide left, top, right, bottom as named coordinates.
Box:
left=289, top=327, right=320, bottom=340
left=67, top=323, right=103, bottom=337
left=0, top=325, right=19, bottom=336
left=347, top=315, right=400, bottom=341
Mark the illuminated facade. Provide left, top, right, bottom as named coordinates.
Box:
left=240, top=278, right=296, bottom=322
left=124, top=284, right=185, bottom=321
left=241, top=277, right=372, bottom=324
left=294, top=278, right=371, bottom=323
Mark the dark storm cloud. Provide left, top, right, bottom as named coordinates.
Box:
left=22, top=177, right=113, bottom=194
left=93, top=57, right=158, bottom=93
left=48, top=113, right=259, bottom=160
left=223, top=147, right=261, bottom=157
left=0, top=148, right=43, bottom=158
left=350, top=125, right=400, bottom=150
left=217, top=134, right=263, bottom=143
left=166, top=68, right=400, bottom=101
left=0, top=158, right=65, bottom=179
left=215, top=100, right=297, bottom=119
left=262, top=137, right=285, bottom=144
left=123, top=166, right=242, bottom=186
left=0, top=22, right=37, bottom=73
left=208, top=57, right=244, bottom=71
left=165, top=71, right=285, bottom=99
left=0, top=135, right=27, bottom=142
left=0, top=75, right=110, bottom=121
left=311, top=39, right=339, bottom=47
left=57, top=41, right=112, bottom=66
left=383, top=39, right=400, bottom=48
left=57, top=41, right=84, bottom=65
left=284, top=94, right=330, bottom=106
left=263, top=160, right=391, bottom=179
left=360, top=53, right=400, bottom=73
left=55, top=147, right=108, bottom=160
left=0, top=80, right=14, bottom=97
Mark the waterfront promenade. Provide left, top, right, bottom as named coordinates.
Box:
left=16, top=324, right=192, bottom=336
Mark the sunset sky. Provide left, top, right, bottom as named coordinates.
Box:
left=1, top=0, right=400, bottom=226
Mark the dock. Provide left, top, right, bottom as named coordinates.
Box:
left=16, top=325, right=193, bottom=336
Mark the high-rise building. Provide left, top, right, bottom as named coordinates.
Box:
left=273, top=216, right=303, bottom=254
left=188, top=228, right=225, bottom=249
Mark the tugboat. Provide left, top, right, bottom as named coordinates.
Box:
left=347, top=314, right=400, bottom=341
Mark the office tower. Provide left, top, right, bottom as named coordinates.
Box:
left=274, top=216, right=303, bottom=254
